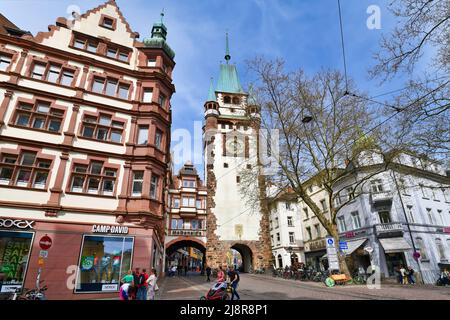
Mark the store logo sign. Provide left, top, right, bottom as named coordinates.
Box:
left=91, top=225, right=128, bottom=234
left=0, top=218, right=34, bottom=229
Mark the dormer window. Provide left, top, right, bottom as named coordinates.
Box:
left=72, top=36, right=98, bottom=54
left=224, top=96, right=231, bottom=104
left=99, top=15, right=116, bottom=30
left=102, top=17, right=114, bottom=28
left=232, top=97, right=240, bottom=104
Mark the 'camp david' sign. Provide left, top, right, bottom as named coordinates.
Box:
left=92, top=225, right=129, bottom=234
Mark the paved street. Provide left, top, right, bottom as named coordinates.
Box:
left=158, top=272, right=450, bottom=300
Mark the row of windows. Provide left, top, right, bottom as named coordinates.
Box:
left=271, top=232, right=297, bottom=245
left=270, top=216, right=295, bottom=230
left=416, top=237, right=450, bottom=262
left=171, top=197, right=205, bottom=209
left=170, top=218, right=205, bottom=230
left=0, top=152, right=50, bottom=189
left=0, top=152, right=162, bottom=200
left=73, top=35, right=130, bottom=63
left=10, top=100, right=165, bottom=147
left=26, top=60, right=169, bottom=105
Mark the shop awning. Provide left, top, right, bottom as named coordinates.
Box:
left=379, top=237, right=411, bottom=253
left=342, top=238, right=367, bottom=255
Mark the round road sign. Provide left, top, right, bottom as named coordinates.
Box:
left=39, top=235, right=52, bottom=250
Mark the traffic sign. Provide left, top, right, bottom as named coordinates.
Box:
left=39, top=235, right=52, bottom=250
left=39, top=250, right=48, bottom=258
left=413, top=251, right=421, bottom=260
left=339, top=241, right=348, bottom=250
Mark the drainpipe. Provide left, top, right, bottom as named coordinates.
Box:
left=391, top=169, right=424, bottom=284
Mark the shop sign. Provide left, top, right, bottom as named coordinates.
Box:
left=342, top=230, right=367, bottom=239
left=443, top=228, right=450, bottom=233
left=102, top=284, right=118, bottom=292
left=92, top=225, right=129, bottom=234
left=309, top=239, right=326, bottom=251
left=0, top=218, right=34, bottom=229
left=1, top=285, right=21, bottom=293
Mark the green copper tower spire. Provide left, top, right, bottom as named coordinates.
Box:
left=207, top=77, right=216, bottom=102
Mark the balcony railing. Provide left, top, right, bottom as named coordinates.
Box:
left=375, top=222, right=403, bottom=237
left=370, top=190, right=393, bottom=204
left=169, top=229, right=206, bottom=237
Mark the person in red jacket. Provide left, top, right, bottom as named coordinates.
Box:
left=137, top=269, right=149, bottom=300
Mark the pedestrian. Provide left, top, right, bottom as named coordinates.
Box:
left=177, top=264, right=182, bottom=276
left=407, top=266, right=415, bottom=284
left=227, top=265, right=240, bottom=301
left=120, top=270, right=134, bottom=300
left=137, top=268, right=149, bottom=300
left=129, top=267, right=140, bottom=300
left=184, top=264, right=188, bottom=276
left=146, top=268, right=158, bottom=300
left=206, top=265, right=211, bottom=282
left=399, top=265, right=408, bottom=284
left=394, top=266, right=402, bottom=284
left=217, top=265, right=225, bottom=282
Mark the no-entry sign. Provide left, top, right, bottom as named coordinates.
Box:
left=39, top=235, right=52, bottom=250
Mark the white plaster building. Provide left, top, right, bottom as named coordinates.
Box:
left=268, top=188, right=305, bottom=268
left=333, top=150, right=450, bottom=284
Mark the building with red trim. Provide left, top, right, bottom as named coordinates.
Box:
left=164, top=162, right=208, bottom=271
left=0, top=1, right=175, bottom=299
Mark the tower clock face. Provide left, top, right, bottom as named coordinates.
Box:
left=226, top=139, right=244, bottom=155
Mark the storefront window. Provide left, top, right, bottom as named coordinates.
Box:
left=75, top=235, right=134, bottom=293
left=0, top=231, right=33, bottom=293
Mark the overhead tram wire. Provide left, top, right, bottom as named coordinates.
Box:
left=337, top=0, right=349, bottom=94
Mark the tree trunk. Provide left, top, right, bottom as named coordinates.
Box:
left=329, top=224, right=352, bottom=279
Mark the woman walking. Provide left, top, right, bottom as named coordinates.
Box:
left=146, top=268, right=158, bottom=300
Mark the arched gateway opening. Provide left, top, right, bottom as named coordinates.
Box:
left=230, top=243, right=253, bottom=273
left=165, top=238, right=206, bottom=275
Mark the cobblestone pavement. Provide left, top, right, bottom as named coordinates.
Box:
left=158, top=272, right=450, bottom=300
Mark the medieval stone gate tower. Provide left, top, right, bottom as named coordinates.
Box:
left=203, top=35, right=271, bottom=272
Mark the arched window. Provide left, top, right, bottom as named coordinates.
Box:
left=277, top=254, right=283, bottom=268
left=415, top=237, right=428, bottom=260
left=224, top=96, right=231, bottom=104
left=436, top=238, right=446, bottom=261
left=290, top=253, right=299, bottom=265
left=232, top=97, right=240, bottom=104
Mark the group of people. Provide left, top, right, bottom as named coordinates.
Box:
left=119, top=267, right=158, bottom=300
left=438, top=268, right=450, bottom=286
left=396, top=265, right=416, bottom=284
left=205, top=265, right=241, bottom=300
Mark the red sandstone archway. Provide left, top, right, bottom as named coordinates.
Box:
left=165, top=237, right=207, bottom=274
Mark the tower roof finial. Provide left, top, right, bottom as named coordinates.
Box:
left=225, top=31, right=231, bottom=63
left=160, top=8, right=165, bottom=24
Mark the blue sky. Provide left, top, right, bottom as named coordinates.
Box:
left=1, top=0, right=423, bottom=178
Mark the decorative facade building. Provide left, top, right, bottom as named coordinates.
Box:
left=0, top=1, right=175, bottom=299
left=333, top=151, right=450, bottom=284
left=268, top=188, right=305, bottom=269
left=203, top=35, right=272, bottom=272
left=164, top=162, right=207, bottom=269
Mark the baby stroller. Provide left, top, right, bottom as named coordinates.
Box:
left=200, top=281, right=231, bottom=300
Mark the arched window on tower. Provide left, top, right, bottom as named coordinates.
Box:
left=224, top=96, right=231, bottom=104
left=232, top=97, right=240, bottom=104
